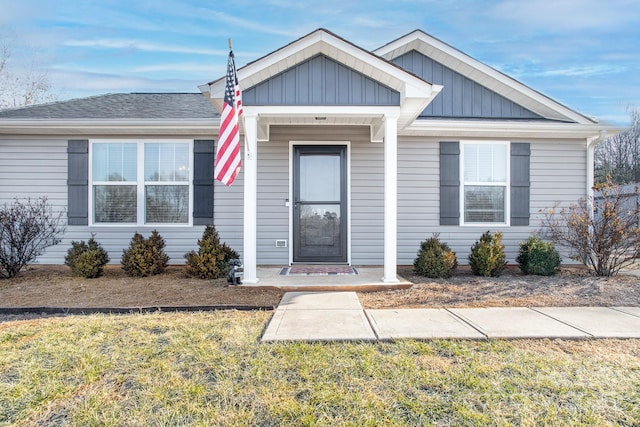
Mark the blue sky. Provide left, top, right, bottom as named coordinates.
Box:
left=1, top=0, right=639, bottom=125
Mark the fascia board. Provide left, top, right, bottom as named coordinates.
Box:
left=0, top=119, right=218, bottom=136
left=402, top=119, right=618, bottom=139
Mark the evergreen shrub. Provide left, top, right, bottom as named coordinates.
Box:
left=517, top=236, right=561, bottom=276
left=64, top=235, right=110, bottom=278
left=184, top=225, right=239, bottom=279
left=413, top=234, right=457, bottom=278
left=121, top=230, right=169, bottom=277
left=468, top=231, right=507, bottom=277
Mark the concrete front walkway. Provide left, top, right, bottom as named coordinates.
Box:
left=261, top=292, right=640, bottom=342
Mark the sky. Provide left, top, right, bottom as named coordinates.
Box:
left=1, top=0, right=639, bottom=125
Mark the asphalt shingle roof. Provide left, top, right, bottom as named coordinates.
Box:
left=0, top=93, right=218, bottom=120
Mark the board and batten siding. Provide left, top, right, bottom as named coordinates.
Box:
left=396, top=138, right=587, bottom=265
left=0, top=138, right=212, bottom=264
left=243, top=54, right=400, bottom=107
left=392, top=50, right=543, bottom=120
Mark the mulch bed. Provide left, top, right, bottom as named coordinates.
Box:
left=358, top=265, right=640, bottom=309
left=2, top=264, right=639, bottom=319
left=0, top=265, right=285, bottom=310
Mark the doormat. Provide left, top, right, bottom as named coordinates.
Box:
left=279, top=266, right=359, bottom=276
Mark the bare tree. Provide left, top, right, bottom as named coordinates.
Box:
left=596, top=108, right=640, bottom=184
left=0, top=33, right=57, bottom=108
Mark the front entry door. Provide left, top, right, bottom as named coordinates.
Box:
left=293, top=145, right=347, bottom=263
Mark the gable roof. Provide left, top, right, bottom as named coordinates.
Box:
left=242, top=54, right=401, bottom=107
left=199, top=28, right=443, bottom=136
left=0, top=93, right=217, bottom=119
left=374, top=30, right=597, bottom=124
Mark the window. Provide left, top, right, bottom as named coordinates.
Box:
left=91, top=141, right=191, bottom=225
left=461, top=141, right=509, bottom=224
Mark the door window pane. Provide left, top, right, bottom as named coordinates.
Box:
left=300, top=204, right=341, bottom=248
left=300, top=154, right=340, bottom=202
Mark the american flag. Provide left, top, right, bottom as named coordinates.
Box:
left=215, top=50, right=242, bottom=186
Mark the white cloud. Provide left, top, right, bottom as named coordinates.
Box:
left=196, top=9, right=300, bottom=38
left=49, top=68, right=203, bottom=96
left=131, top=63, right=225, bottom=75
left=540, top=65, right=627, bottom=77
left=64, top=39, right=230, bottom=57
left=490, top=0, right=639, bottom=32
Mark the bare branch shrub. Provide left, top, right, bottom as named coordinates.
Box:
left=541, top=179, right=640, bottom=276
left=0, top=198, right=65, bottom=278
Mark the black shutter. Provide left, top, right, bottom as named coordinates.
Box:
left=193, top=140, right=215, bottom=225
left=439, top=141, right=460, bottom=225
left=67, top=139, right=89, bottom=225
left=510, top=143, right=530, bottom=226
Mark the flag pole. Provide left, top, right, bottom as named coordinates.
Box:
left=228, top=38, right=249, bottom=159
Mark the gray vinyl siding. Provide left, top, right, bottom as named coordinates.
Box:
left=212, top=163, right=244, bottom=259
left=243, top=55, right=400, bottom=106
left=255, top=131, right=289, bottom=265
left=397, top=138, right=586, bottom=265
left=392, top=50, right=543, bottom=120
left=0, top=139, right=68, bottom=204
left=0, top=135, right=586, bottom=267
left=0, top=138, right=211, bottom=264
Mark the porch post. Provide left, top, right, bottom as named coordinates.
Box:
left=243, top=112, right=258, bottom=283
left=383, top=113, right=399, bottom=283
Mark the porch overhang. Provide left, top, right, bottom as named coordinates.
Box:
left=246, top=105, right=401, bottom=143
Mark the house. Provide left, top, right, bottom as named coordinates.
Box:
left=0, top=29, right=612, bottom=283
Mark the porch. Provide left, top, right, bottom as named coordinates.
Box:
left=246, top=266, right=412, bottom=291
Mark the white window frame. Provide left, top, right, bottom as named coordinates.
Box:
left=89, top=139, right=193, bottom=227
left=460, top=140, right=510, bottom=227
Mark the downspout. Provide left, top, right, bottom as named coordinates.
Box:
left=586, top=130, right=607, bottom=215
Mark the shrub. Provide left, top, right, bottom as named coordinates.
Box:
left=517, top=236, right=560, bottom=276
left=542, top=178, right=640, bottom=276
left=413, top=234, right=457, bottom=278
left=184, top=225, right=240, bottom=279
left=468, top=231, right=507, bottom=277
left=65, top=235, right=110, bottom=278
left=0, top=197, right=65, bottom=278
left=121, top=230, right=169, bottom=277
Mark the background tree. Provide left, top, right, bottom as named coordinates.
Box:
left=595, top=108, right=640, bottom=184
left=0, top=31, right=56, bottom=108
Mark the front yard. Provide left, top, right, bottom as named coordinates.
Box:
left=1, top=311, right=639, bottom=425
left=2, top=265, right=639, bottom=424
